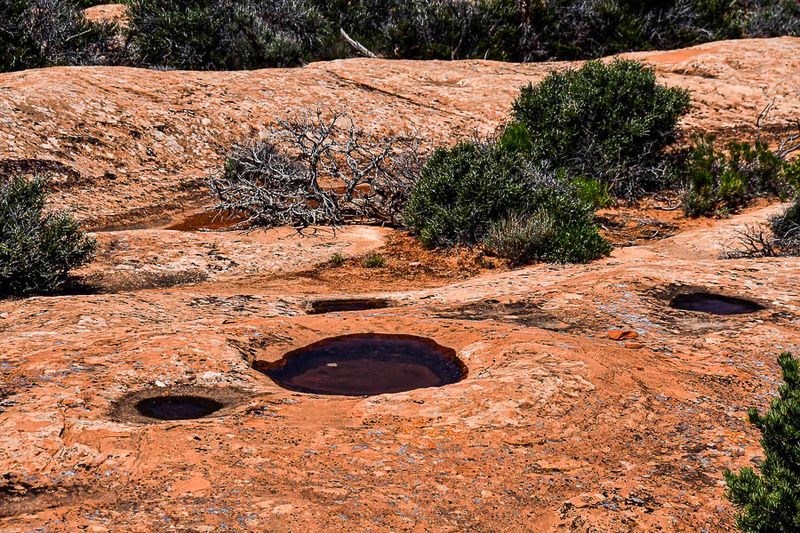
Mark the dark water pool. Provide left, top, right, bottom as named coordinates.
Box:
left=669, top=292, right=764, bottom=315
left=255, top=334, right=466, bottom=396
left=306, top=298, right=391, bottom=314
left=135, top=395, right=224, bottom=420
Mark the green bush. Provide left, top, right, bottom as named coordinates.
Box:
left=483, top=210, right=557, bottom=266
left=403, top=142, right=611, bottom=263
left=725, top=352, right=800, bottom=532
left=361, top=252, right=386, bottom=268
left=0, top=175, right=96, bottom=296
left=0, top=0, right=121, bottom=72
left=315, top=0, right=524, bottom=61
left=772, top=199, right=800, bottom=239
left=314, top=0, right=748, bottom=62
left=126, top=0, right=329, bottom=70
left=770, top=198, right=800, bottom=254
left=505, top=59, right=691, bottom=198
left=0, top=0, right=47, bottom=72
left=403, top=142, right=533, bottom=247
left=682, top=134, right=797, bottom=217
left=746, top=0, right=800, bottom=37
left=1, top=0, right=797, bottom=73
left=573, top=176, right=612, bottom=209
left=328, top=252, right=346, bottom=267
left=521, top=0, right=745, bottom=61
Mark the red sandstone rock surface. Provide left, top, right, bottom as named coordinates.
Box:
left=1, top=38, right=800, bottom=531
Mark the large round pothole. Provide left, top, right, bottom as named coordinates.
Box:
left=669, top=292, right=764, bottom=315
left=253, top=334, right=466, bottom=396
left=111, top=386, right=249, bottom=424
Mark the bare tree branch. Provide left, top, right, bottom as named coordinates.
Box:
left=339, top=28, right=378, bottom=58
left=209, top=109, right=421, bottom=231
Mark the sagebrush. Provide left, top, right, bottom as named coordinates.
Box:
left=3, top=0, right=800, bottom=72
left=0, top=0, right=121, bottom=72
left=126, top=0, right=327, bottom=69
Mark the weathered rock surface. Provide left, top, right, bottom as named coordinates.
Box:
left=0, top=37, right=798, bottom=228
left=1, top=38, right=800, bottom=531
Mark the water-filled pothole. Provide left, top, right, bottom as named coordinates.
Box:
left=111, top=385, right=249, bottom=424
left=669, top=292, right=764, bottom=315
left=135, top=395, right=223, bottom=420
left=305, top=297, right=391, bottom=314
left=253, top=333, right=466, bottom=396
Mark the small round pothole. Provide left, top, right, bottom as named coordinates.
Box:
left=253, top=333, right=467, bottom=396
left=669, top=292, right=764, bottom=315
left=305, top=297, right=391, bottom=314
left=111, top=386, right=249, bottom=424
left=135, top=395, right=223, bottom=420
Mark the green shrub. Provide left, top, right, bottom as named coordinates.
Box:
left=770, top=198, right=800, bottom=254
left=315, top=0, right=524, bottom=61
left=573, top=176, right=612, bottom=209
left=328, top=252, right=346, bottom=267
left=0, top=175, right=97, bottom=297
left=403, top=142, right=611, bottom=263
left=522, top=0, right=744, bottom=61
left=505, top=59, right=691, bottom=198
left=0, top=0, right=46, bottom=71
left=361, top=252, right=386, bottom=268
left=483, top=210, right=556, bottom=266
left=0, top=0, right=121, bottom=72
left=403, top=142, right=533, bottom=247
left=314, top=0, right=748, bottom=62
left=482, top=204, right=611, bottom=264
left=725, top=352, right=800, bottom=532
left=682, top=134, right=796, bottom=217
left=126, top=0, right=329, bottom=70
left=772, top=199, right=800, bottom=239
left=746, top=0, right=800, bottom=37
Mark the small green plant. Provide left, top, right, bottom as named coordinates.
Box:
left=725, top=352, right=800, bottom=532
left=361, top=252, right=386, bottom=268
left=682, top=133, right=797, bottom=217
left=504, top=59, right=691, bottom=198
left=328, top=252, right=346, bottom=267
left=0, top=175, right=97, bottom=296
left=482, top=210, right=556, bottom=266
left=573, top=176, right=612, bottom=209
